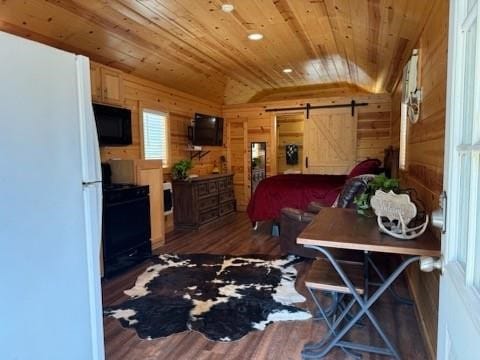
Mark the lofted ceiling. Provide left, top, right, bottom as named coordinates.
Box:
left=0, top=0, right=435, bottom=104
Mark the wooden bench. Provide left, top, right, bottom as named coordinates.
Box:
left=305, top=259, right=365, bottom=295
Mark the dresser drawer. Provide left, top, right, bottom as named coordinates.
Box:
left=198, top=195, right=218, bottom=211
left=208, top=180, right=218, bottom=194
left=199, top=208, right=218, bottom=224
left=226, top=176, right=233, bottom=189
left=219, top=201, right=235, bottom=216
left=217, top=178, right=226, bottom=191
left=219, top=190, right=234, bottom=204
left=218, top=176, right=233, bottom=191
left=196, top=182, right=209, bottom=198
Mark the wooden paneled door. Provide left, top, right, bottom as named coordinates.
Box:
left=303, top=109, right=357, bottom=174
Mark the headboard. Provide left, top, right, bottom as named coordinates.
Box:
left=384, top=146, right=400, bottom=179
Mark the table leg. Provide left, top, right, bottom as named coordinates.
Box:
left=364, top=250, right=370, bottom=301
left=369, top=255, right=414, bottom=305
left=302, top=245, right=420, bottom=360
left=306, top=288, right=361, bottom=359
left=311, top=291, right=340, bottom=320
left=304, top=296, right=356, bottom=351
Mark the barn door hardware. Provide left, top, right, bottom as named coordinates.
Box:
left=265, top=100, right=368, bottom=119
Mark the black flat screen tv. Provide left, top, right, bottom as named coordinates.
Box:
left=193, top=113, right=224, bottom=146
left=93, top=103, right=132, bottom=146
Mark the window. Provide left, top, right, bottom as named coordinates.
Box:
left=142, top=109, right=168, bottom=166
left=399, top=58, right=411, bottom=170
left=399, top=103, right=408, bottom=170
left=399, top=50, right=420, bottom=171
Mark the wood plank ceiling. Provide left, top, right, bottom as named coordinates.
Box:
left=0, top=0, right=435, bottom=104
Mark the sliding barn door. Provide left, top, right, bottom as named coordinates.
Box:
left=303, top=109, right=357, bottom=174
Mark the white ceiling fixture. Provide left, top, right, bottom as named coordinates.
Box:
left=283, top=68, right=293, bottom=73
left=221, top=4, right=235, bottom=13
left=248, top=33, right=264, bottom=41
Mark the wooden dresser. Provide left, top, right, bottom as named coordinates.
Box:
left=173, top=173, right=235, bottom=229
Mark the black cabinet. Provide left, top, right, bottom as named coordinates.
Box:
left=102, top=184, right=152, bottom=277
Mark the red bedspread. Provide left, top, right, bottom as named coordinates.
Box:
left=247, top=174, right=347, bottom=222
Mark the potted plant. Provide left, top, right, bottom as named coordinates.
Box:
left=172, top=159, right=193, bottom=180
left=354, top=173, right=400, bottom=216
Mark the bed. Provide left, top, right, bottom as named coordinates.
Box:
left=246, top=159, right=382, bottom=223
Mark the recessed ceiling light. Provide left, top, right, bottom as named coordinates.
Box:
left=248, top=33, right=264, bottom=41
left=283, top=68, right=293, bottom=73
left=221, top=4, right=235, bottom=13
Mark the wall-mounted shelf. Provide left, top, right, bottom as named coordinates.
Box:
left=186, top=148, right=210, bottom=160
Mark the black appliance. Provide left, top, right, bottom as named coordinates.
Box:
left=101, top=163, right=112, bottom=185
left=102, top=183, right=151, bottom=277
left=192, top=113, right=224, bottom=146
left=93, top=103, right=132, bottom=146
left=163, top=183, right=173, bottom=215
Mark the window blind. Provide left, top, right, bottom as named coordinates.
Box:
left=143, top=110, right=168, bottom=165
left=399, top=103, right=408, bottom=170
left=399, top=61, right=410, bottom=170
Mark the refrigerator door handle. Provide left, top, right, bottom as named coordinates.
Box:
left=83, top=181, right=102, bottom=186
left=76, top=56, right=102, bottom=183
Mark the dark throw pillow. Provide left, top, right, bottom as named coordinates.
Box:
left=336, top=176, right=370, bottom=208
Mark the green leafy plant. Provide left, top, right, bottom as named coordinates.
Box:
left=172, top=159, right=193, bottom=180
left=354, top=173, right=400, bottom=216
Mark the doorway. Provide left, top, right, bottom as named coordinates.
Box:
left=276, top=113, right=304, bottom=174
left=251, top=142, right=266, bottom=194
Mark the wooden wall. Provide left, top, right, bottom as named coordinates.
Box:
left=223, top=107, right=276, bottom=211
left=390, top=1, right=449, bottom=357
left=95, top=62, right=224, bottom=232
left=277, top=113, right=304, bottom=174
left=223, top=93, right=392, bottom=210
left=96, top=62, right=225, bottom=178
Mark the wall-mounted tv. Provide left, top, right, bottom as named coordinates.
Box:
left=193, top=113, right=224, bottom=146
left=93, top=103, right=132, bottom=146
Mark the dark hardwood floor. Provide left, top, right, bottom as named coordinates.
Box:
left=102, top=212, right=429, bottom=360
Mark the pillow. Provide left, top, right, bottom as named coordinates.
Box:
left=335, top=174, right=375, bottom=208
left=347, top=159, right=381, bottom=178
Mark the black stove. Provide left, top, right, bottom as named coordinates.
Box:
left=102, top=182, right=152, bottom=278
left=103, top=183, right=133, bottom=190
left=103, top=183, right=149, bottom=204
left=103, top=183, right=140, bottom=191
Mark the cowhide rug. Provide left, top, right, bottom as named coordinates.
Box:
left=104, top=253, right=311, bottom=342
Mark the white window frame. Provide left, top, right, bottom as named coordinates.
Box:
left=399, top=59, right=411, bottom=171
left=399, top=102, right=408, bottom=170
left=140, top=107, right=170, bottom=168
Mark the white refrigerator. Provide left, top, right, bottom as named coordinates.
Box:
left=0, top=32, right=104, bottom=360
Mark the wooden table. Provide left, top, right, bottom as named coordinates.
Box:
left=298, top=208, right=441, bottom=257
left=297, top=208, right=441, bottom=359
